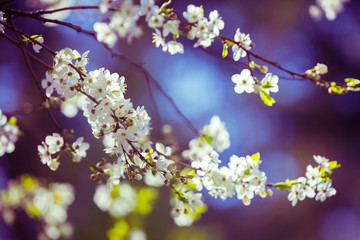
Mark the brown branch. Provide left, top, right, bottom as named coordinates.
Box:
left=0, top=7, right=95, bottom=36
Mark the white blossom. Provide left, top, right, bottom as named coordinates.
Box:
left=167, top=41, right=184, bottom=55
left=94, top=22, right=117, bottom=47
left=32, top=36, right=44, bottom=53
left=231, top=69, right=255, bottom=94
left=183, top=4, right=203, bottom=23
left=261, top=73, right=279, bottom=94
left=71, top=137, right=90, bottom=162
left=93, top=184, right=137, bottom=218
left=208, top=10, right=224, bottom=36
left=163, top=20, right=180, bottom=37
left=45, top=133, right=64, bottom=154
left=316, top=180, right=336, bottom=201
left=232, top=28, right=252, bottom=61
left=148, top=14, right=164, bottom=29
left=313, top=155, right=332, bottom=173
left=203, top=115, right=230, bottom=153
left=186, top=192, right=203, bottom=212
left=152, top=28, right=167, bottom=51
left=288, top=184, right=306, bottom=206
left=305, top=165, right=322, bottom=187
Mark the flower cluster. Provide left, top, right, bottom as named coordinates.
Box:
left=0, top=175, right=74, bottom=240
left=37, top=132, right=89, bottom=171
left=231, top=68, right=279, bottom=106
left=94, top=183, right=158, bottom=239
left=94, top=183, right=137, bottom=218
left=0, top=109, right=20, bottom=157
left=170, top=188, right=206, bottom=227
left=182, top=116, right=271, bottom=206
left=0, top=11, right=5, bottom=33
left=94, top=0, right=155, bottom=46
left=309, top=0, right=350, bottom=21
left=183, top=5, right=225, bottom=48
left=287, top=155, right=338, bottom=206
left=42, top=48, right=179, bottom=191
left=94, top=1, right=225, bottom=54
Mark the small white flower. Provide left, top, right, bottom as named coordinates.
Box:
left=183, top=4, right=203, bottom=23
left=203, top=115, right=230, bottom=153
left=140, top=0, right=158, bottom=20
left=261, top=73, right=279, bottom=93
left=45, top=133, right=64, bottom=154
left=316, top=180, right=336, bottom=202
left=288, top=184, right=306, bottom=206
left=231, top=69, right=255, bottom=94
left=41, top=72, right=54, bottom=97
left=152, top=28, right=167, bottom=51
left=232, top=28, right=252, bottom=61
left=71, top=137, right=90, bottom=162
left=167, top=41, right=184, bottom=55
left=313, top=155, right=332, bottom=173
left=208, top=10, right=224, bottom=36
left=186, top=193, right=203, bottom=212
left=38, top=142, right=60, bottom=171
left=155, top=143, right=171, bottom=156
left=305, top=165, right=322, bottom=187
left=163, top=20, right=180, bottom=37
left=32, top=36, right=44, bottom=53
left=94, top=22, right=117, bottom=47
left=148, top=14, right=164, bottom=29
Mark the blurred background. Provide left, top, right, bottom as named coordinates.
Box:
left=1, top=0, right=360, bottom=239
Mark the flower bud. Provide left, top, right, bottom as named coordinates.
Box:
left=260, top=65, right=268, bottom=74
left=314, top=63, right=328, bottom=75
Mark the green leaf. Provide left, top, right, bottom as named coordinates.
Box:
left=200, top=135, right=213, bottom=146
left=274, top=182, right=290, bottom=190
left=8, top=116, right=17, bottom=125
left=180, top=168, right=192, bottom=176
left=134, top=187, right=159, bottom=215
left=329, top=161, right=341, bottom=170
left=274, top=179, right=297, bottom=190
left=222, top=44, right=228, bottom=58
left=260, top=90, right=276, bottom=106
left=251, top=152, right=260, bottom=162
left=22, top=34, right=30, bottom=42
left=187, top=170, right=196, bottom=178
left=106, top=219, right=129, bottom=240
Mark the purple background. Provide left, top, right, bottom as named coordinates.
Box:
left=1, top=0, right=360, bottom=239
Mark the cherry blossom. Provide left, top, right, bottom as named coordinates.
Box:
left=231, top=69, right=255, bottom=94
left=316, top=180, right=337, bottom=201
left=232, top=28, right=252, bottom=61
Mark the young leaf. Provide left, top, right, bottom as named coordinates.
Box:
left=260, top=90, right=276, bottom=106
